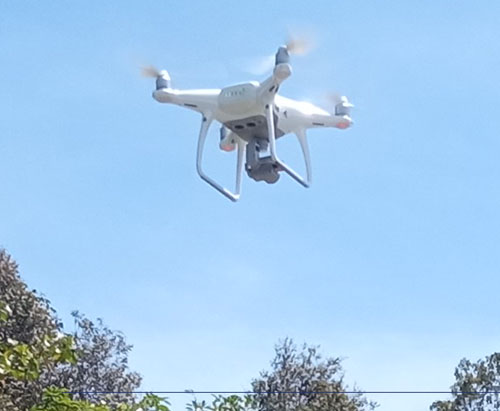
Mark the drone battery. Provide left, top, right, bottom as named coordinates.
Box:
left=218, top=82, right=259, bottom=115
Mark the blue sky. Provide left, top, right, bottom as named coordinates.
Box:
left=1, top=1, right=500, bottom=410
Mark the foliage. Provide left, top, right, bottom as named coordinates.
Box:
left=1, top=249, right=379, bottom=411
left=182, top=338, right=380, bottom=411
left=30, top=387, right=110, bottom=411
left=0, top=249, right=141, bottom=410
left=0, top=249, right=75, bottom=410
left=0, top=332, right=76, bottom=381
left=251, top=338, right=377, bottom=411
left=186, top=394, right=257, bottom=411
left=30, top=387, right=170, bottom=411
left=430, top=353, right=500, bottom=411
left=43, top=311, right=142, bottom=407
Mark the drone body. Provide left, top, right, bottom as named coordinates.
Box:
left=149, top=45, right=353, bottom=201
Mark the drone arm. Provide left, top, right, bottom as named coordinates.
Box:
left=196, top=114, right=245, bottom=202
left=307, top=113, right=353, bottom=130
left=258, top=63, right=292, bottom=104
left=153, top=88, right=220, bottom=114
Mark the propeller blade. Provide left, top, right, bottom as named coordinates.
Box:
left=141, top=65, right=161, bottom=78
left=244, top=29, right=316, bottom=75
left=325, top=92, right=344, bottom=105
left=285, top=30, right=316, bottom=55
left=247, top=54, right=275, bottom=75
left=323, top=92, right=353, bottom=116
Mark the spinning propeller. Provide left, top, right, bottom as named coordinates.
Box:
left=141, top=65, right=171, bottom=89
left=248, top=31, right=316, bottom=75
left=325, top=92, right=354, bottom=118
left=284, top=31, right=316, bottom=56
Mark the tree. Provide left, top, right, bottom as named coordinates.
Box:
left=0, top=249, right=141, bottom=410
left=0, top=249, right=75, bottom=409
left=251, top=338, right=377, bottom=411
left=186, top=394, right=257, bottom=411
left=1, top=249, right=377, bottom=411
left=430, top=353, right=500, bottom=411
left=30, top=387, right=170, bottom=411
left=43, top=311, right=142, bottom=407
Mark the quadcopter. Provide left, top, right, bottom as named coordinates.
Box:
left=145, top=39, right=353, bottom=201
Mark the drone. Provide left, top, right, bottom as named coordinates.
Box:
left=145, top=38, right=353, bottom=201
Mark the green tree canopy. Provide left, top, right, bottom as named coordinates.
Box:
left=430, top=353, right=500, bottom=411
left=251, top=338, right=377, bottom=411
left=0, top=249, right=141, bottom=410
left=43, top=311, right=142, bottom=407
left=0, top=249, right=75, bottom=409
left=2, top=249, right=377, bottom=411
left=30, top=387, right=170, bottom=411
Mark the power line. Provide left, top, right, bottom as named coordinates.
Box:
left=65, top=391, right=500, bottom=395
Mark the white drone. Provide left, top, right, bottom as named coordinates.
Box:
left=145, top=38, right=353, bottom=201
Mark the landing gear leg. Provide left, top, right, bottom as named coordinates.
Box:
left=196, top=114, right=246, bottom=201
left=265, top=104, right=311, bottom=187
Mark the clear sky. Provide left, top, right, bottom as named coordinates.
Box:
left=1, top=1, right=500, bottom=410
